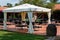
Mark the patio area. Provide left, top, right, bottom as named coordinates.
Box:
left=1, top=3, right=60, bottom=37
left=0, top=22, right=60, bottom=36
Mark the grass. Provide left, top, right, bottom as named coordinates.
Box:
left=0, top=30, right=46, bottom=40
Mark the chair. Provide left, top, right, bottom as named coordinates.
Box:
left=16, top=21, right=28, bottom=30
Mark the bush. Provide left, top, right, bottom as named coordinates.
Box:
left=46, top=24, right=57, bottom=37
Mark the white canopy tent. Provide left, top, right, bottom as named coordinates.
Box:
left=3, top=3, right=51, bottom=33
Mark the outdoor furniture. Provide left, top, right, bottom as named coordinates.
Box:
left=33, top=22, right=42, bottom=28
left=21, top=21, right=28, bottom=27
left=33, top=23, right=42, bottom=31
left=0, top=18, right=3, bottom=23
left=16, top=21, right=28, bottom=30
left=11, top=18, right=21, bottom=24
left=0, top=18, right=3, bottom=25
left=14, top=20, right=20, bottom=24
left=0, top=23, right=3, bottom=25
left=0, top=22, right=14, bottom=25
left=7, top=18, right=13, bottom=22
left=33, top=25, right=42, bottom=28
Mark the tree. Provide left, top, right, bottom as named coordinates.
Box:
left=45, top=3, right=55, bottom=9
left=7, top=3, right=13, bottom=7
left=19, top=0, right=59, bottom=8
left=15, top=3, right=19, bottom=6
left=45, top=0, right=58, bottom=9
left=50, top=0, right=58, bottom=3
left=19, top=0, right=47, bottom=7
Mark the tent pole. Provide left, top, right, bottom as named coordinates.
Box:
left=48, top=11, right=51, bottom=24
left=3, top=12, right=7, bottom=30
left=27, top=11, right=34, bottom=34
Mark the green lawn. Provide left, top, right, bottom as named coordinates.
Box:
left=0, top=30, right=46, bottom=40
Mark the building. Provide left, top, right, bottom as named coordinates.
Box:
left=0, top=7, right=7, bottom=18
left=52, top=4, right=60, bottom=23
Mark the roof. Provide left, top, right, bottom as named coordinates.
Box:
left=3, top=3, right=51, bottom=12
left=53, top=4, right=60, bottom=10
left=0, top=7, right=7, bottom=11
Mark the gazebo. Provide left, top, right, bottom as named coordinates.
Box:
left=3, top=3, right=51, bottom=33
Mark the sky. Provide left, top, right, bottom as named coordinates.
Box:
left=0, top=0, right=60, bottom=6
left=0, top=0, right=21, bottom=6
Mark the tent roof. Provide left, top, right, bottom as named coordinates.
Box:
left=3, top=3, right=51, bottom=12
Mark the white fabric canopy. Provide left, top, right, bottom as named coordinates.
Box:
left=3, top=3, right=51, bottom=33
left=3, top=3, right=51, bottom=12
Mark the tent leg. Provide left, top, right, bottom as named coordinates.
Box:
left=27, top=11, right=34, bottom=34
left=3, top=12, right=7, bottom=30
left=48, top=11, right=51, bottom=24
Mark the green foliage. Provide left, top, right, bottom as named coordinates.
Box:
left=15, top=3, right=19, bottom=6
left=7, top=3, right=13, bottom=7
left=46, top=24, right=57, bottom=36
left=45, top=3, right=55, bottom=9
left=57, top=2, right=60, bottom=4
left=19, top=0, right=47, bottom=7
left=19, top=0, right=59, bottom=9
left=35, top=19, right=41, bottom=22
left=6, top=0, right=59, bottom=9
left=47, top=0, right=58, bottom=9
left=50, top=0, right=58, bottom=3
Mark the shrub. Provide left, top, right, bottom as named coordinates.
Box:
left=46, top=24, right=57, bottom=37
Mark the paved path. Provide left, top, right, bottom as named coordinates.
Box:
left=0, top=22, right=60, bottom=36
left=45, top=36, right=55, bottom=40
